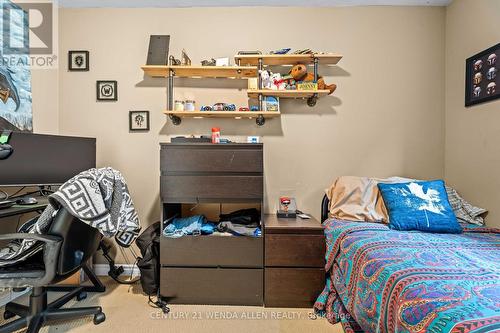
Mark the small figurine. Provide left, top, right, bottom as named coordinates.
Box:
left=250, top=106, right=259, bottom=112
left=239, top=107, right=250, bottom=111
left=213, top=103, right=236, bottom=111
left=181, top=49, right=191, bottom=66
left=200, top=105, right=213, bottom=111
left=201, top=58, right=216, bottom=66
left=270, top=72, right=286, bottom=90
left=259, top=70, right=273, bottom=89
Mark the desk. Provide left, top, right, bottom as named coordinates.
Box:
left=0, top=197, right=49, bottom=219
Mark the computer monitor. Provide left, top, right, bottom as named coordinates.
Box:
left=0, top=132, right=96, bottom=186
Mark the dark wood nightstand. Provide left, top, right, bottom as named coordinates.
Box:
left=264, top=214, right=326, bottom=308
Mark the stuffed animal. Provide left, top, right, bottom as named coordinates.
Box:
left=259, top=70, right=273, bottom=89
left=289, top=63, right=337, bottom=94
left=270, top=73, right=287, bottom=90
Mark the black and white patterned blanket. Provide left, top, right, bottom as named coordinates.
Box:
left=0, top=168, right=141, bottom=263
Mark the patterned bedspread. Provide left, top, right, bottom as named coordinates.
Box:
left=314, top=220, right=500, bottom=333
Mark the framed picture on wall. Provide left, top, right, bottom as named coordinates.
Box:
left=68, top=50, right=89, bottom=71
left=129, top=111, right=150, bottom=131
left=96, top=80, right=118, bottom=101
left=465, top=43, right=498, bottom=107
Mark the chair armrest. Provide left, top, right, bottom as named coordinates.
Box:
left=0, top=233, right=63, bottom=288
left=0, top=233, right=61, bottom=244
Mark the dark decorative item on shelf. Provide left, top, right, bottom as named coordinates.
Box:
left=96, top=80, right=117, bottom=101
left=292, top=48, right=313, bottom=54
left=270, top=48, right=291, bottom=55
left=129, top=111, right=150, bottom=131
left=201, top=58, right=216, bottom=66
left=465, top=43, right=499, bottom=107
left=181, top=49, right=191, bottom=66
left=169, top=55, right=181, bottom=66
left=146, top=35, right=170, bottom=65
left=68, top=50, right=89, bottom=71
left=288, top=63, right=337, bottom=95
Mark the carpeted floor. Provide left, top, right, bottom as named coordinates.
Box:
left=1, top=278, right=343, bottom=333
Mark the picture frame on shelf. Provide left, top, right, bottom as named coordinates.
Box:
left=129, top=111, right=150, bottom=132
left=96, top=80, right=118, bottom=101
left=68, top=50, right=89, bottom=71
left=465, top=43, right=498, bottom=107
left=263, top=96, right=280, bottom=112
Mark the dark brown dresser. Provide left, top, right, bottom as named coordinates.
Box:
left=159, top=143, right=264, bottom=305
left=264, top=215, right=325, bottom=308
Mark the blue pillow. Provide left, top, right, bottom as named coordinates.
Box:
left=378, top=180, right=462, bottom=233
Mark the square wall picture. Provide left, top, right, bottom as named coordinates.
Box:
left=68, top=50, right=89, bottom=71
left=96, top=81, right=118, bottom=101
left=465, top=43, right=498, bottom=107
left=129, top=111, right=150, bottom=131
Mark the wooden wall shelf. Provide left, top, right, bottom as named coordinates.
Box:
left=164, top=110, right=280, bottom=119
left=247, top=89, right=330, bottom=98
left=235, top=54, right=343, bottom=66
left=142, top=65, right=257, bottom=78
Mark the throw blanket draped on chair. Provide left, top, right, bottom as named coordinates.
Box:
left=0, top=167, right=141, bottom=263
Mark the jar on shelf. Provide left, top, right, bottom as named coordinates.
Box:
left=184, top=100, right=196, bottom=111
left=174, top=100, right=185, bottom=111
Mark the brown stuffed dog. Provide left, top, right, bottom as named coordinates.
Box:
left=289, top=63, right=337, bottom=94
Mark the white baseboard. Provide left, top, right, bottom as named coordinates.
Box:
left=93, top=264, right=141, bottom=278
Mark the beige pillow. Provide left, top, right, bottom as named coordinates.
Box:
left=325, top=176, right=413, bottom=223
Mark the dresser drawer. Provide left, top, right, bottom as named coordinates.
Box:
left=160, top=144, right=263, bottom=174
left=160, top=175, right=263, bottom=202
left=160, top=235, right=263, bottom=268
left=161, top=267, right=263, bottom=305
left=265, top=234, right=325, bottom=267
left=265, top=268, right=325, bottom=308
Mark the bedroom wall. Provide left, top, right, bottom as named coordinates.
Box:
left=444, top=0, right=500, bottom=227
left=57, top=5, right=446, bottom=249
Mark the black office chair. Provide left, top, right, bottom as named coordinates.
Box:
left=0, top=208, right=106, bottom=333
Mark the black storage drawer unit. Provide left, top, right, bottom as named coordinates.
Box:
left=160, top=235, right=263, bottom=268
left=160, top=267, right=263, bottom=306
left=160, top=175, right=263, bottom=202
left=159, top=143, right=264, bottom=305
left=160, top=144, right=263, bottom=174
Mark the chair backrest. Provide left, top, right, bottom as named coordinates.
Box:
left=47, top=208, right=102, bottom=277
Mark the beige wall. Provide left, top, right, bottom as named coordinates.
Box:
left=444, top=0, right=500, bottom=227
left=57, top=6, right=446, bottom=231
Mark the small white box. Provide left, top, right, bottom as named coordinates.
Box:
left=215, top=57, right=230, bottom=66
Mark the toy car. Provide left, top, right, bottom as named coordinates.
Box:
left=239, top=107, right=250, bottom=111
left=213, top=103, right=236, bottom=111
left=250, top=106, right=259, bottom=112
left=200, top=105, right=212, bottom=111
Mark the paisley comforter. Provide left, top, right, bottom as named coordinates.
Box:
left=314, top=220, right=500, bottom=333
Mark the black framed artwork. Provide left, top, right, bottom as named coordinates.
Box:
left=96, top=81, right=118, bottom=101
left=68, top=51, right=89, bottom=71
left=129, top=111, right=150, bottom=131
left=465, top=43, right=498, bottom=107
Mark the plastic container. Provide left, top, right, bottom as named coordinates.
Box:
left=211, top=127, right=221, bottom=144
left=185, top=100, right=196, bottom=111
left=174, top=100, right=184, bottom=111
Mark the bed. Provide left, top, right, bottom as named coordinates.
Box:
left=315, top=195, right=500, bottom=333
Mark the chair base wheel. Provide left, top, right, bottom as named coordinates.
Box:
left=93, top=312, right=106, bottom=325
left=76, top=291, right=87, bottom=301
left=3, top=310, right=15, bottom=320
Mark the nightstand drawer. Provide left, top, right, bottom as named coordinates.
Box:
left=160, top=175, right=263, bottom=202
left=265, top=268, right=325, bottom=308
left=160, top=144, right=263, bottom=174
left=265, top=234, right=325, bottom=267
